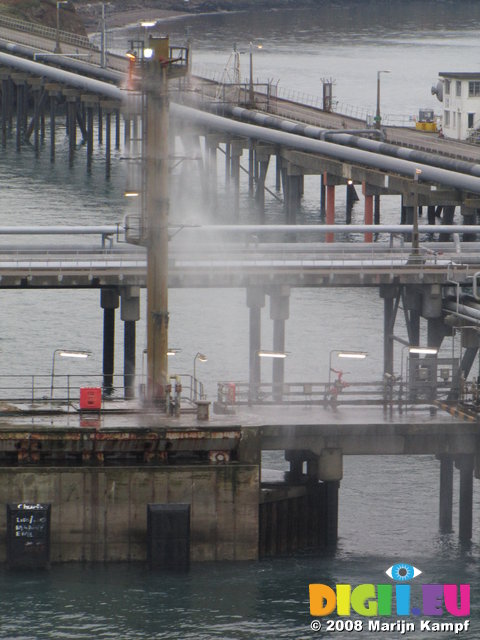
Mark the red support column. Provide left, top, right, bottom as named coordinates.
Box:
left=325, top=174, right=335, bottom=243
left=363, top=182, right=373, bottom=243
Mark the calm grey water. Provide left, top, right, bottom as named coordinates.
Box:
left=0, top=1, right=479, bottom=637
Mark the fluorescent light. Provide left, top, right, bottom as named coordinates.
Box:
left=141, top=20, right=157, bottom=27
left=124, top=191, right=139, bottom=197
left=58, top=350, right=90, bottom=358
left=258, top=350, right=287, bottom=358
left=337, top=352, right=367, bottom=359
left=408, top=346, right=438, bottom=355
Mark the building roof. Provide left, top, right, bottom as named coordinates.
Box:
left=439, top=72, right=480, bottom=79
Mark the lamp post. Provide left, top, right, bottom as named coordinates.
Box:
left=375, top=70, right=390, bottom=130
left=55, top=1, right=69, bottom=54
left=249, top=42, right=263, bottom=107
left=141, top=20, right=157, bottom=58
left=50, top=348, right=91, bottom=399
left=193, top=352, right=207, bottom=400
left=328, top=350, right=367, bottom=393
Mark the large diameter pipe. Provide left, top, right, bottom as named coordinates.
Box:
left=214, top=103, right=480, bottom=179
left=0, top=40, right=122, bottom=84
left=172, top=224, right=480, bottom=235
left=0, top=51, right=123, bottom=99
left=171, top=104, right=480, bottom=195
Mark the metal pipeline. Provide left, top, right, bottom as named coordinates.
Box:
left=207, top=103, right=480, bottom=179
left=172, top=104, right=480, bottom=194
left=0, top=51, right=479, bottom=192
left=0, top=225, right=120, bottom=235
left=172, top=224, right=480, bottom=234
left=0, top=51, right=123, bottom=99
left=0, top=39, right=122, bottom=84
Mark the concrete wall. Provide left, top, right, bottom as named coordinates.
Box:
left=0, top=465, right=259, bottom=563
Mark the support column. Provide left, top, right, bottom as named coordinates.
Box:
left=380, top=285, right=397, bottom=376
left=121, top=287, right=140, bottom=400
left=461, top=205, right=477, bottom=242
left=438, top=455, right=453, bottom=533
left=105, top=107, right=111, bottom=179
left=248, top=142, right=255, bottom=196
left=269, top=287, right=290, bottom=402
left=101, top=289, right=119, bottom=396
left=320, top=173, right=326, bottom=219
left=124, top=116, right=131, bottom=146
left=363, top=182, right=373, bottom=242
left=65, top=93, right=78, bottom=167
left=285, top=170, right=302, bottom=224
left=14, top=78, right=25, bottom=151
left=230, top=141, right=242, bottom=220
left=86, top=101, right=95, bottom=173
left=456, top=455, right=474, bottom=542
left=115, top=108, right=121, bottom=150
left=275, top=153, right=282, bottom=191
left=247, top=287, right=265, bottom=403
left=1, top=74, right=8, bottom=147
left=325, top=174, right=335, bottom=243
left=345, top=182, right=354, bottom=224
left=255, top=152, right=271, bottom=222
left=224, top=141, right=231, bottom=185
left=374, top=194, right=380, bottom=225
left=46, top=84, right=60, bottom=163
left=32, top=87, right=41, bottom=156
left=98, top=104, right=103, bottom=144
left=439, top=205, right=455, bottom=242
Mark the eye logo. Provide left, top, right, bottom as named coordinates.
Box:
left=386, top=563, right=422, bottom=582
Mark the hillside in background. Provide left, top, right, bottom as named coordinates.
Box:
left=0, top=0, right=87, bottom=34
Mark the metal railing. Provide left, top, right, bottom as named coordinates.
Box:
left=217, top=380, right=388, bottom=406
left=0, top=13, right=93, bottom=50
left=191, top=65, right=414, bottom=128
left=0, top=372, right=204, bottom=409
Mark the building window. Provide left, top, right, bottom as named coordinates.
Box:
left=444, top=110, right=450, bottom=126
left=445, top=80, right=451, bottom=95
left=453, top=112, right=456, bottom=128
left=469, top=81, right=480, bottom=97
left=468, top=113, right=475, bottom=128
left=456, top=81, right=462, bottom=97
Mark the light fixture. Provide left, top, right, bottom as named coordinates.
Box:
left=337, top=351, right=368, bottom=359
left=141, top=20, right=157, bottom=28
left=143, top=48, right=154, bottom=59
left=167, top=348, right=181, bottom=356
left=193, top=352, right=208, bottom=400
left=328, top=349, right=368, bottom=392
left=408, top=346, right=438, bottom=355
left=257, top=350, right=288, bottom=358
left=51, top=348, right=91, bottom=399
left=124, top=190, right=139, bottom=197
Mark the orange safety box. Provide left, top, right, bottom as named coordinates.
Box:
left=79, top=387, right=102, bottom=411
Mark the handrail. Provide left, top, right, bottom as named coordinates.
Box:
left=0, top=13, right=93, bottom=50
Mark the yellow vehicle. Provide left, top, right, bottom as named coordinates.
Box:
left=415, top=108, right=437, bottom=132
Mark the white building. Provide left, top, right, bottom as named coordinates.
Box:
left=434, top=72, right=480, bottom=140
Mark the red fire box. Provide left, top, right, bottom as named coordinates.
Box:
left=79, top=387, right=102, bottom=411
